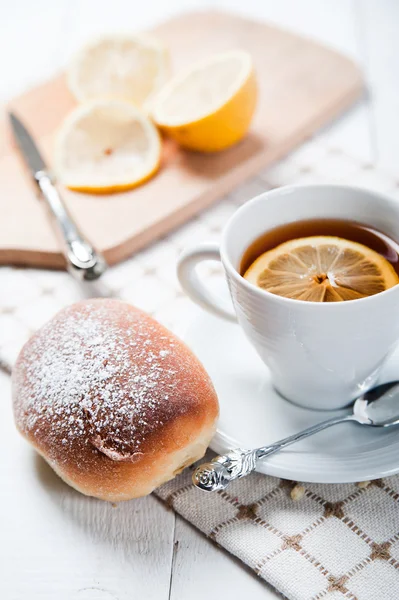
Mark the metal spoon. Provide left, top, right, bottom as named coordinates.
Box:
left=192, top=381, right=399, bottom=492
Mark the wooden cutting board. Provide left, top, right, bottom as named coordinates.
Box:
left=0, top=10, right=363, bottom=269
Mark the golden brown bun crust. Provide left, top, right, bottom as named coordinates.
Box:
left=12, top=299, right=218, bottom=501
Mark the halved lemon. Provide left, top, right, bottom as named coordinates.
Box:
left=67, top=34, right=170, bottom=109
left=151, top=50, right=257, bottom=152
left=243, top=236, right=399, bottom=302
left=55, top=99, right=161, bottom=194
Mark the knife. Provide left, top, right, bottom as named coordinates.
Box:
left=8, top=112, right=107, bottom=281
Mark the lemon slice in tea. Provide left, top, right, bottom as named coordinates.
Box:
left=243, top=236, right=399, bottom=302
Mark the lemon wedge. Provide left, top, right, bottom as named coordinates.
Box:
left=67, top=34, right=169, bottom=109
left=151, top=50, right=257, bottom=152
left=55, top=99, right=161, bottom=194
left=244, top=236, right=399, bottom=302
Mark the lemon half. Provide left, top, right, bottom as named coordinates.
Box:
left=244, top=236, right=399, bottom=302
left=151, top=50, right=257, bottom=152
left=55, top=99, right=161, bottom=194
left=67, top=34, right=169, bottom=109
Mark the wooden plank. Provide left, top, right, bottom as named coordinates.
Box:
left=0, top=0, right=72, bottom=102
left=0, top=10, right=363, bottom=270
left=357, top=0, right=399, bottom=170
left=220, top=0, right=374, bottom=162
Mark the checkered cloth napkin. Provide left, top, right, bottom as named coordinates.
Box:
left=1, top=141, right=399, bottom=600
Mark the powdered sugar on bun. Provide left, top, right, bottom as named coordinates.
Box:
left=12, top=299, right=219, bottom=501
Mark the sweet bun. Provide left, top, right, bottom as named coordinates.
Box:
left=12, top=299, right=218, bottom=501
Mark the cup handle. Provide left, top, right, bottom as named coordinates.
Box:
left=177, top=242, right=237, bottom=322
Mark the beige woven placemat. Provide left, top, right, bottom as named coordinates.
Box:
left=1, top=140, right=399, bottom=600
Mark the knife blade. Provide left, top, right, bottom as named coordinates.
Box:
left=9, top=112, right=47, bottom=175
left=8, top=112, right=107, bottom=281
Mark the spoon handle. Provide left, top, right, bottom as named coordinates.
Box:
left=257, top=414, right=353, bottom=458
left=193, top=414, right=353, bottom=492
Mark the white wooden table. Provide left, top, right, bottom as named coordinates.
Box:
left=1, top=1, right=397, bottom=598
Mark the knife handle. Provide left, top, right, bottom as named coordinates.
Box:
left=35, top=171, right=107, bottom=281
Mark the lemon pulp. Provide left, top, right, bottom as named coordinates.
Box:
left=67, top=34, right=169, bottom=109
left=243, top=236, right=399, bottom=302
left=151, top=50, right=257, bottom=152
left=55, top=99, right=161, bottom=194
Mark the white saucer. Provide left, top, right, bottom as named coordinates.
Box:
left=181, top=301, right=399, bottom=483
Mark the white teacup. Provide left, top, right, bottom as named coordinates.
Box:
left=177, top=185, right=399, bottom=410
